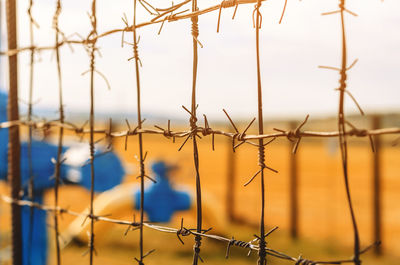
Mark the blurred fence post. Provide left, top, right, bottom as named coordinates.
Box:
left=372, top=115, right=382, bottom=255
left=6, top=0, right=23, bottom=264
left=226, top=135, right=236, bottom=222
left=289, top=121, right=299, bottom=239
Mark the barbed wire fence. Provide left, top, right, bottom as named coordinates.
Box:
left=0, top=0, right=399, bottom=265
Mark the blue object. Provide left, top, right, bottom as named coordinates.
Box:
left=21, top=194, right=47, bottom=265
left=0, top=90, right=125, bottom=265
left=134, top=161, right=191, bottom=222
left=0, top=90, right=8, bottom=179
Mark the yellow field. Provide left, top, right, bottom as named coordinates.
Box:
left=1, top=126, right=399, bottom=264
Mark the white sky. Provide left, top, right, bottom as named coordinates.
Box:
left=1, top=0, right=399, bottom=121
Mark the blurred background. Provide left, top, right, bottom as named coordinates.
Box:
left=0, top=0, right=399, bottom=264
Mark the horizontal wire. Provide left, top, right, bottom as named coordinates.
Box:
left=0, top=195, right=377, bottom=265
left=0, top=0, right=265, bottom=57
left=0, top=119, right=399, bottom=142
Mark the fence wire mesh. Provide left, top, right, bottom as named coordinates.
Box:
left=0, top=1, right=399, bottom=265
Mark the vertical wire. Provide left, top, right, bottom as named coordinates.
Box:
left=26, top=1, right=35, bottom=264
left=190, top=0, right=203, bottom=264
left=52, top=1, right=64, bottom=265
left=5, top=0, right=23, bottom=264
left=337, top=1, right=360, bottom=264
left=88, top=1, right=97, bottom=265
left=132, top=0, right=147, bottom=263
left=254, top=1, right=267, bottom=264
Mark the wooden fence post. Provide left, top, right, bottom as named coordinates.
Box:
left=289, top=121, right=299, bottom=239
left=6, top=0, right=23, bottom=264
left=226, top=135, right=236, bottom=222
left=372, top=115, right=382, bottom=255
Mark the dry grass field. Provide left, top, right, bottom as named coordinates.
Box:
left=1, top=122, right=399, bottom=264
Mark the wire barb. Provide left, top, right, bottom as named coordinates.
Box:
left=217, top=0, right=238, bottom=33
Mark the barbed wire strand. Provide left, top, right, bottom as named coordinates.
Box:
left=132, top=0, right=149, bottom=264
left=254, top=1, right=267, bottom=264
left=189, top=0, right=204, bottom=264
left=337, top=1, right=361, bottom=264
left=0, top=195, right=380, bottom=265
left=1, top=118, right=399, bottom=142
left=321, top=1, right=361, bottom=264
left=0, top=0, right=267, bottom=58
left=52, top=1, right=64, bottom=265
left=87, top=1, right=98, bottom=264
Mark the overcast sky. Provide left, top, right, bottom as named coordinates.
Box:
left=0, top=0, right=399, bottom=121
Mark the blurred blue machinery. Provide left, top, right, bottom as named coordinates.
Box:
left=0, top=90, right=125, bottom=265
left=134, top=161, right=191, bottom=222
left=1, top=90, right=192, bottom=265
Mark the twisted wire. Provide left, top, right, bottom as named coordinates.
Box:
left=87, top=2, right=98, bottom=265
left=253, top=0, right=267, bottom=264
left=189, top=0, right=203, bottom=264
left=225, top=238, right=252, bottom=258
left=131, top=0, right=149, bottom=264
left=337, top=1, right=361, bottom=264
left=50, top=2, right=65, bottom=265
left=295, top=259, right=316, bottom=265
left=1, top=118, right=399, bottom=141
left=0, top=195, right=382, bottom=265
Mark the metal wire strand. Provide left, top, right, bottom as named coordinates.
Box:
left=190, top=0, right=203, bottom=263
left=51, top=1, right=65, bottom=265
left=322, top=1, right=361, bottom=264
left=131, top=0, right=150, bottom=264
left=1, top=195, right=381, bottom=265
left=87, top=1, right=98, bottom=265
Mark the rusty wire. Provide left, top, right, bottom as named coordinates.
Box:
left=2, top=114, right=400, bottom=138
left=0, top=0, right=266, bottom=58
left=253, top=0, right=268, bottom=264
left=1, top=195, right=381, bottom=265
left=86, top=1, right=98, bottom=264
left=188, top=0, right=203, bottom=264
left=0, top=117, right=399, bottom=144
left=0, top=1, right=398, bottom=265
left=321, top=1, right=361, bottom=264
left=51, top=1, right=65, bottom=265
left=131, top=0, right=149, bottom=264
